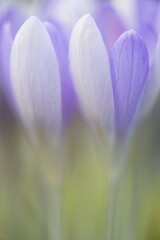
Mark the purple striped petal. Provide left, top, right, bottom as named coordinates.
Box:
left=10, top=17, right=61, bottom=138
left=69, top=14, right=114, bottom=131
left=110, top=30, right=149, bottom=133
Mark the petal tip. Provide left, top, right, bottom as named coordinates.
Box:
left=26, top=16, right=40, bottom=24
left=19, top=16, right=42, bottom=32
left=76, top=13, right=95, bottom=29
left=122, top=29, right=142, bottom=40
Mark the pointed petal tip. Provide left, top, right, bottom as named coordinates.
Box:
left=25, top=16, right=40, bottom=24
left=18, top=16, right=43, bottom=32
left=81, top=13, right=93, bottom=21
left=13, top=15, right=53, bottom=51
left=127, top=29, right=137, bottom=35
left=70, top=13, right=99, bottom=46
left=75, top=13, right=95, bottom=28
left=120, top=29, right=142, bottom=40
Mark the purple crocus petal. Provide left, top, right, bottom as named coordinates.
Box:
left=139, top=34, right=160, bottom=118
left=0, top=23, right=13, bottom=99
left=44, top=20, right=76, bottom=123
left=69, top=14, right=114, bottom=131
left=95, top=4, right=126, bottom=49
left=139, top=24, right=157, bottom=61
left=0, top=6, right=25, bottom=105
left=136, top=0, right=159, bottom=60
left=136, top=0, right=159, bottom=26
left=10, top=17, right=61, bottom=138
left=0, top=6, right=25, bottom=37
left=155, top=6, right=160, bottom=33
left=110, top=30, right=149, bottom=133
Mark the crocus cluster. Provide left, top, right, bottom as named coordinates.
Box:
left=0, top=0, right=160, bottom=142
left=1, top=1, right=160, bottom=240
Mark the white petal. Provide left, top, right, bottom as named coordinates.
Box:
left=10, top=16, right=61, bottom=137
left=69, top=14, right=114, bottom=131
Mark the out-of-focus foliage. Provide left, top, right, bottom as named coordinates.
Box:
left=0, top=104, right=160, bottom=240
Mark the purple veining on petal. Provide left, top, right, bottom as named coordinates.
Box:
left=110, top=30, right=149, bottom=133
left=94, top=4, right=126, bottom=49
left=44, top=20, right=77, bottom=124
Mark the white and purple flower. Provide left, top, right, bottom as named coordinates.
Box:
left=0, top=0, right=160, bottom=140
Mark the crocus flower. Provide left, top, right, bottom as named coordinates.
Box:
left=0, top=0, right=160, bottom=141
left=0, top=2, right=160, bottom=240
left=0, top=8, right=62, bottom=140
left=69, top=14, right=149, bottom=136
left=10, top=16, right=62, bottom=138
left=0, top=6, right=76, bottom=140
left=112, top=0, right=159, bottom=59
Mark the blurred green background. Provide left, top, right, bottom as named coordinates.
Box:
left=0, top=107, right=160, bottom=240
